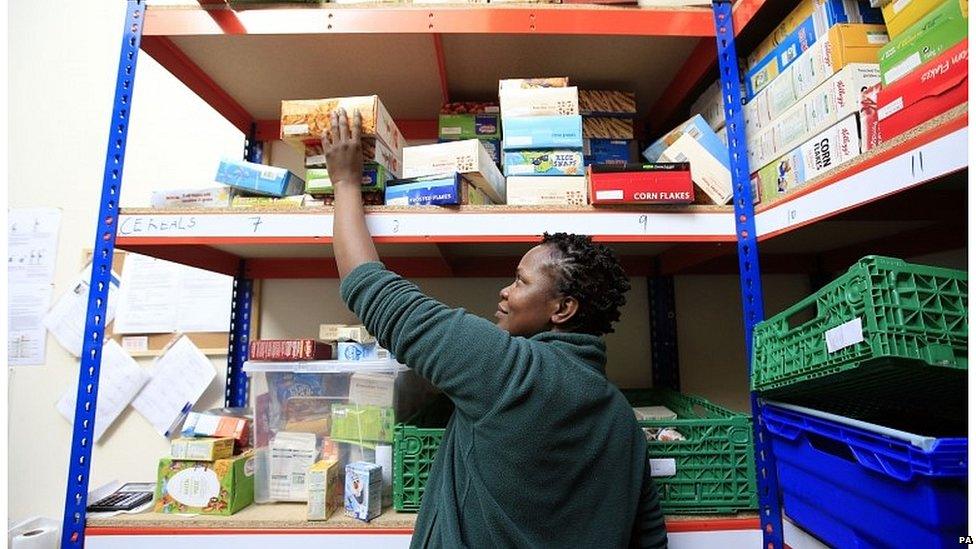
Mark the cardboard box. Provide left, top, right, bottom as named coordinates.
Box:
left=345, top=462, right=383, bottom=522
left=249, top=339, right=334, bottom=361
left=440, top=102, right=500, bottom=115
left=747, top=0, right=883, bottom=70
left=438, top=113, right=501, bottom=140
left=270, top=432, right=318, bottom=501
left=643, top=115, right=729, bottom=168
left=170, top=437, right=235, bottom=461
left=307, top=460, right=342, bottom=521
left=498, top=77, right=569, bottom=92
left=633, top=406, right=678, bottom=420
left=481, top=138, right=501, bottom=165
left=582, top=116, right=634, bottom=139
left=503, top=150, right=585, bottom=176
left=331, top=404, right=395, bottom=443
left=660, top=134, right=732, bottom=204
left=747, top=63, right=880, bottom=171
left=882, top=0, right=947, bottom=38
left=281, top=96, right=404, bottom=153
left=583, top=139, right=632, bottom=166
left=754, top=114, right=862, bottom=203
left=689, top=80, right=727, bottom=131
left=319, top=324, right=376, bottom=344
left=860, top=83, right=882, bottom=152
left=305, top=165, right=390, bottom=195
left=505, top=176, right=588, bottom=206
left=336, top=342, right=391, bottom=361
left=154, top=451, right=255, bottom=515
left=578, top=90, right=637, bottom=116
left=878, top=0, right=968, bottom=85
left=181, top=412, right=251, bottom=450
left=588, top=163, right=694, bottom=205
left=215, top=159, right=304, bottom=198
left=500, top=86, right=580, bottom=117
left=385, top=173, right=492, bottom=206
left=749, top=24, right=889, bottom=132
left=303, top=137, right=402, bottom=177
left=402, top=140, right=506, bottom=203
left=502, top=115, right=584, bottom=150
left=151, top=187, right=233, bottom=209
left=231, top=195, right=306, bottom=208
left=349, top=372, right=396, bottom=407
left=878, top=39, right=968, bottom=140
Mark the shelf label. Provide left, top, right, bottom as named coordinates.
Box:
left=649, top=458, right=677, bottom=477
left=825, top=317, right=864, bottom=353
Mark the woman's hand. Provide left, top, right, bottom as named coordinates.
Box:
left=325, top=107, right=379, bottom=279
left=323, top=108, right=364, bottom=187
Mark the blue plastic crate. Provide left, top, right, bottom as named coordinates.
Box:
left=763, top=402, right=967, bottom=549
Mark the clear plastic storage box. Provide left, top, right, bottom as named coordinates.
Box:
left=244, top=359, right=435, bottom=504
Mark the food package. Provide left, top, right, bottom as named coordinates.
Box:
left=503, top=150, right=585, bottom=176
left=154, top=451, right=255, bottom=515
left=578, top=90, right=637, bottom=116
left=402, top=140, right=506, bottom=203
left=582, top=116, right=634, bottom=139
left=281, top=96, right=404, bottom=153
left=505, top=176, right=588, bottom=206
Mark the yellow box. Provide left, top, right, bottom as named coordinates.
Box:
left=747, top=1, right=818, bottom=69
left=881, top=0, right=944, bottom=39
left=170, top=437, right=235, bottom=461
left=307, top=460, right=342, bottom=521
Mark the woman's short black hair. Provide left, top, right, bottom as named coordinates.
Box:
left=541, top=232, right=630, bottom=336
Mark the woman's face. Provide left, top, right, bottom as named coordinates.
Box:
left=495, top=245, right=563, bottom=337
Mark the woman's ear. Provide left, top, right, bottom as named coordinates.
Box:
left=550, top=295, right=579, bottom=328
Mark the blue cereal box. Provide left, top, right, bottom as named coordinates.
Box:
left=345, top=462, right=382, bottom=522
left=502, top=115, right=583, bottom=150
left=215, top=158, right=304, bottom=197
left=584, top=139, right=631, bottom=166
left=384, top=173, right=491, bottom=206
left=503, top=150, right=585, bottom=176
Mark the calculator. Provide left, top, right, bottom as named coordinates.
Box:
left=86, top=483, right=155, bottom=512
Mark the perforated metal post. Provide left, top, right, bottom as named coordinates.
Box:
left=224, top=265, right=253, bottom=409
left=648, top=265, right=680, bottom=390
left=61, top=2, right=144, bottom=546
left=711, top=2, right=784, bottom=547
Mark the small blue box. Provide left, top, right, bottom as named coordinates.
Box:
left=503, top=150, right=585, bottom=176
left=502, top=115, right=583, bottom=150
left=215, top=158, right=304, bottom=197
left=336, top=342, right=390, bottom=361
left=345, top=461, right=382, bottom=522
left=584, top=139, right=631, bottom=166
left=384, top=173, right=466, bottom=206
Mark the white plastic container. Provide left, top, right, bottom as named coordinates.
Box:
left=244, top=359, right=434, bottom=503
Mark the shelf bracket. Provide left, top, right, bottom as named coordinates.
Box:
left=648, top=260, right=680, bottom=391
left=61, top=1, right=146, bottom=547
left=711, top=2, right=784, bottom=547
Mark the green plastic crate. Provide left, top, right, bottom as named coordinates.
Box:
left=752, top=256, right=967, bottom=426
left=623, top=388, right=757, bottom=514
left=393, top=389, right=757, bottom=514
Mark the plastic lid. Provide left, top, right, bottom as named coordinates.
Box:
left=243, top=358, right=407, bottom=374
left=765, top=400, right=939, bottom=451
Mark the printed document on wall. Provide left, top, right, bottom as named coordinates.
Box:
left=8, top=207, right=62, bottom=365
left=113, top=253, right=232, bottom=334
left=56, top=339, right=150, bottom=443
left=44, top=263, right=121, bottom=357
left=132, top=335, right=216, bottom=437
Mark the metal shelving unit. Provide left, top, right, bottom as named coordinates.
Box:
left=64, top=1, right=969, bottom=547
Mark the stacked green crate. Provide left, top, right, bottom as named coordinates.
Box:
left=393, top=389, right=757, bottom=514
left=752, top=256, right=967, bottom=429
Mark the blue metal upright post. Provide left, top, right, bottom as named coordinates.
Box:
left=61, top=2, right=145, bottom=546
left=224, top=125, right=259, bottom=408
left=710, top=2, right=784, bottom=547
left=224, top=263, right=253, bottom=408
left=648, top=264, right=680, bottom=390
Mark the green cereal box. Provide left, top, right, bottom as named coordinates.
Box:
left=154, top=451, right=255, bottom=516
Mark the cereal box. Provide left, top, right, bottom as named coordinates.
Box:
left=154, top=451, right=255, bottom=516
left=345, top=462, right=383, bottom=522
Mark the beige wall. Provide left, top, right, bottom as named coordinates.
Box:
left=8, top=0, right=966, bottom=526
